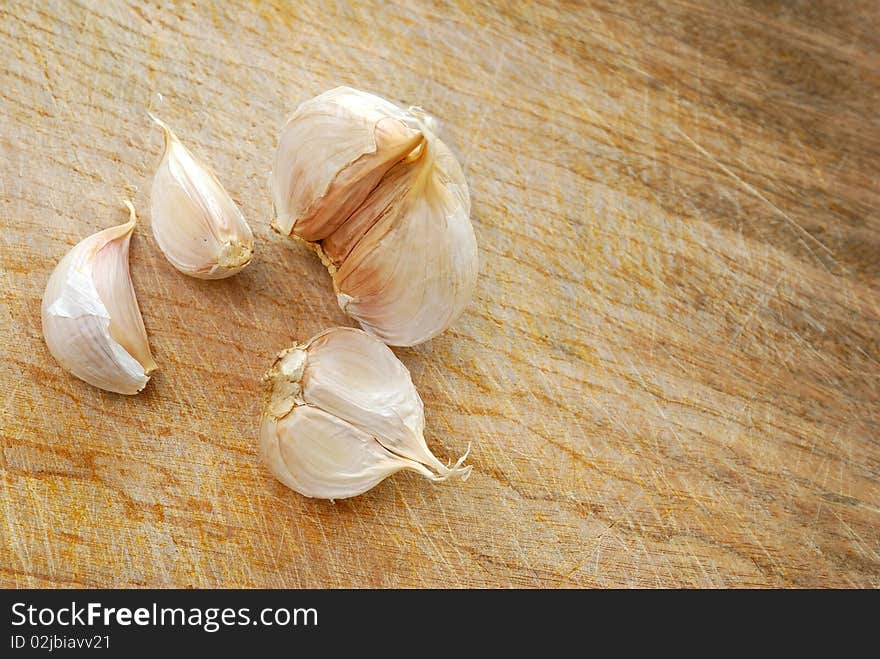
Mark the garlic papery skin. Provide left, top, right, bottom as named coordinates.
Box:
left=41, top=202, right=157, bottom=395
left=149, top=114, right=254, bottom=279
left=260, top=327, right=471, bottom=500
left=270, top=87, right=478, bottom=347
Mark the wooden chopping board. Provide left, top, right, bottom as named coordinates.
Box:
left=1, top=1, right=878, bottom=588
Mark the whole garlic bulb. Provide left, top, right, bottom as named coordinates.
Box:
left=260, top=327, right=471, bottom=499
left=149, top=114, right=254, bottom=279
left=270, top=87, right=478, bottom=347
left=41, top=201, right=157, bottom=395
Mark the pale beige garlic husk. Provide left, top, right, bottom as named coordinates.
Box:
left=260, top=327, right=471, bottom=500
left=149, top=114, right=254, bottom=279
left=270, top=86, right=478, bottom=347
left=41, top=202, right=157, bottom=395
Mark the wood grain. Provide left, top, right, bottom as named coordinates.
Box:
left=1, top=0, right=878, bottom=588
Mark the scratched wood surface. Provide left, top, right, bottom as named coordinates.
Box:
left=1, top=0, right=878, bottom=588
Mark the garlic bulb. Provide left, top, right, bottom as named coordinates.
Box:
left=260, top=327, right=471, bottom=499
left=270, top=87, right=478, bottom=347
left=149, top=114, right=254, bottom=279
left=41, top=201, right=157, bottom=395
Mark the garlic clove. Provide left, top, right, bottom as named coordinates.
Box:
left=270, top=87, right=478, bottom=347
left=260, top=327, right=471, bottom=499
left=270, top=86, right=424, bottom=241
left=41, top=201, right=157, bottom=395
left=149, top=114, right=254, bottom=279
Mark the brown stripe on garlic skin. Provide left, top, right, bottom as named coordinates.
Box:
left=149, top=114, right=254, bottom=279
left=270, top=87, right=478, bottom=347
left=41, top=201, right=157, bottom=395
left=260, top=327, right=471, bottom=500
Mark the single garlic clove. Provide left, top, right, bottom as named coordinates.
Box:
left=260, top=327, right=471, bottom=500
left=149, top=114, right=254, bottom=279
left=41, top=201, right=157, bottom=395
left=270, top=86, right=478, bottom=347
